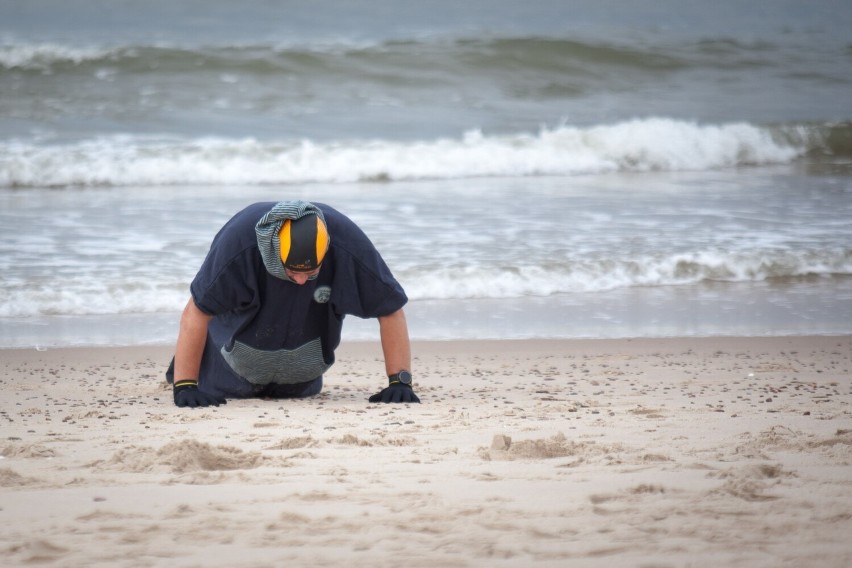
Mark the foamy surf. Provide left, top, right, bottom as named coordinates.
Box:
left=1, top=247, right=849, bottom=318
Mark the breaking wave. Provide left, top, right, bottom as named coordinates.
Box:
left=0, top=118, right=834, bottom=189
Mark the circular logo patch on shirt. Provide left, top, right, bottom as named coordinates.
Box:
left=313, top=285, right=332, bottom=304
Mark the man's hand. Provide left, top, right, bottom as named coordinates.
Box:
left=369, top=383, right=420, bottom=404
left=173, top=380, right=227, bottom=408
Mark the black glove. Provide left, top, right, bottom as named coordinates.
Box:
left=369, top=383, right=420, bottom=404
left=173, top=380, right=227, bottom=408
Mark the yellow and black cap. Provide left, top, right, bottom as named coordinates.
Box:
left=278, top=214, right=330, bottom=271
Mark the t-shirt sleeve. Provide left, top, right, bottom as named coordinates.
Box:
left=330, top=241, right=408, bottom=319
left=190, top=244, right=261, bottom=316
left=323, top=207, right=409, bottom=319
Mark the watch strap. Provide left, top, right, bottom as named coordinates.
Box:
left=388, top=370, right=412, bottom=385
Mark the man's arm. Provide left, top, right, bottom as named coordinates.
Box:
left=171, top=298, right=225, bottom=407
left=378, top=307, right=411, bottom=376
left=371, top=308, right=419, bottom=403
left=175, top=297, right=213, bottom=382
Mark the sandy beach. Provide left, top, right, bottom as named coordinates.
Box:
left=3, top=3, right=851, bottom=567
left=0, top=336, right=850, bottom=567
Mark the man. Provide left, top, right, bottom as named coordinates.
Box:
left=167, top=200, right=419, bottom=407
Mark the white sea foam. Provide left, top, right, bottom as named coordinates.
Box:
left=0, top=119, right=807, bottom=188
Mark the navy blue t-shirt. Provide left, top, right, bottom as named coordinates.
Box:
left=190, top=202, right=407, bottom=396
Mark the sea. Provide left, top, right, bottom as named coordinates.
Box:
left=1, top=0, right=851, bottom=348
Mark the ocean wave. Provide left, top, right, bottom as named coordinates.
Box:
left=0, top=35, right=805, bottom=74
left=0, top=119, right=825, bottom=188
left=0, top=41, right=376, bottom=74
left=402, top=249, right=852, bottom=300
left=1, top=248, right=849, bottom=318
left=0, top=42, right=115, bottom=70
left=0, top=284, right=188, bottom=318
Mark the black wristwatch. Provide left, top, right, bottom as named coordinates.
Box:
left=388, top=370, right=413, bottom=386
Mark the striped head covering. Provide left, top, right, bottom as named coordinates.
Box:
left=255, top=201, right=329, bottom=280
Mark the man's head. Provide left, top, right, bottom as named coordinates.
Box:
left=278, top=214, right=330, bottom=275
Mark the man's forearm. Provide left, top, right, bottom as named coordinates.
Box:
left=174, top=298, right=212, bottom=382
left=378, top=308, right=411, bottom=376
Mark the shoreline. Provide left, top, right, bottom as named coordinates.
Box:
left=3, top=271, right=852, bottom=350
left=2, top=335, right=851, bottom=566
left=2, top=332, right=850, bottom=357
left=3, top=328, right=852, bottom=352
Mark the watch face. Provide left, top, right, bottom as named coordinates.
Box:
left=397, top=371, right=412, bottom=385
